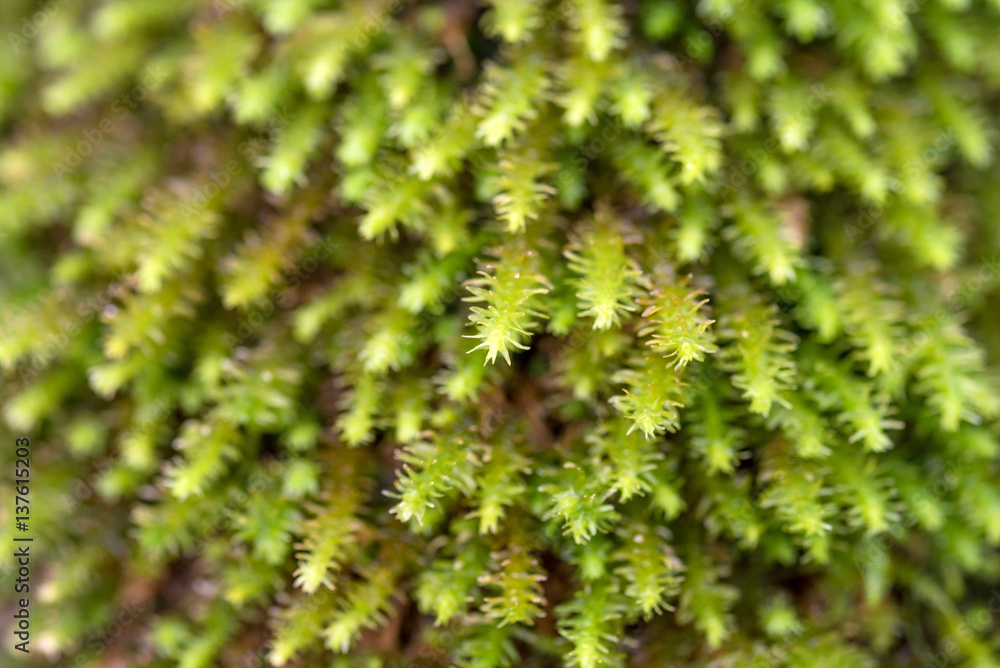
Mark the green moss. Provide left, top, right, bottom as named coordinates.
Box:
left=2, top=0, right=1000, bottom=666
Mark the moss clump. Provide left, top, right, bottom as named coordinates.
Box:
left=2, top=0, right=1000, bottom=666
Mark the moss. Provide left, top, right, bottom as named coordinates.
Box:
left=2, top=0, right=1000, bottom=666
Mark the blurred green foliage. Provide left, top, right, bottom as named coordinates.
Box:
left=2, top=0, right=1000, bottom=666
